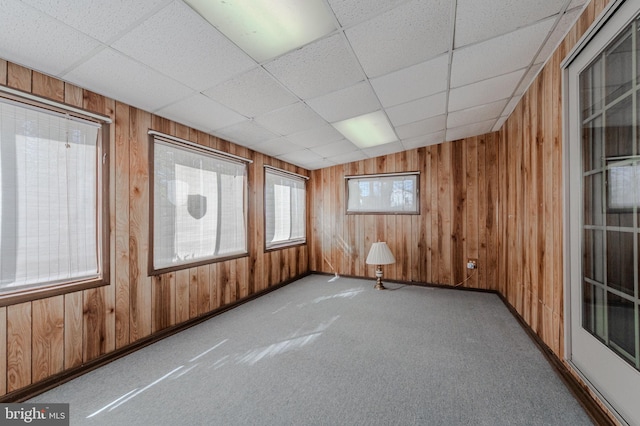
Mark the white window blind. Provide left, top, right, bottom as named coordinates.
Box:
left=0, top=99, right=101, bottom=293
left=152, top=137, right=247, bottom=271
left=265, top=167, right=306, bottom=249
left=346, top=172, right=419, bottom=213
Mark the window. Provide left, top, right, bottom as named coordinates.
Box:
left=150, top=132, right=248, bottom=273
left=346, top=172, right=419, bottom=214
left=565, top=0, right=640, bottom=422
left=264, top=166, right=307, bottom=249
left=0, top=96, right=109, bottom=303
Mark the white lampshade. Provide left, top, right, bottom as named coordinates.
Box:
left=365, top=242, right=396, bottom=265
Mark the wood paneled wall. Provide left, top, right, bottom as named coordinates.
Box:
left=309, top=134, right=500, bottom=291
left=0, top=59, right=309, bottom=397
left=498, top=0, right=611, bottom=358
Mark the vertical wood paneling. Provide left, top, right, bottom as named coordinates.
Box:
left=64, top=83, right=83, bottom=108
left=451, top=140, right=466, bottom=286
left=129, top=108, right=152, bottom=341
left=495, top=0, right=613, bottom=359
left=83, top=288, right=105, bottom=362
left=7, top=62, right=31, bottom=92
left=104, top=98, right=117, bottom=355
left=114, top=101, right=130, bottom=349
left=0, top=59, right=7, bottom=85
left=309, top=137, right=500, bottom=289
left=31, top=297, right=64, bottom=382
left=7, top=303, right=31, bottom=392
left=485, top=134, right=499, bottom=292
left=63, top=293, right=83, bottom=369
left=175, top=269, right=190, bottom=323
left=31, top=72, right=64, bottom=102
left=152, top=274, right=172, bottom=333
left=189, top=268, right=199, bottom=318
left=0, top=307, right=5, bottom=395
left=197, top=266, right=210, bottom=315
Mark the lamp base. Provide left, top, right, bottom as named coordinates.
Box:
left=374, top=266, right=386, bottom=290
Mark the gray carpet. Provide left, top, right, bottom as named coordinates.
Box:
left=30, top=275, right=592, bottom=425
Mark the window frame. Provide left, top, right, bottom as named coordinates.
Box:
left=0, top=90, right=111, bottom=307
left=148, top=131, right=251, bottom=276
left=263, top=165, right=308, bottom=251
left=345, top=171, right=420, bottom=215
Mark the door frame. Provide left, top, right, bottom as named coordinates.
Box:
left=562, top=0, right=640, bottom=424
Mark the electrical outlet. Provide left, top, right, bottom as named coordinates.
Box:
left=467, top=259, right=477, bottom=270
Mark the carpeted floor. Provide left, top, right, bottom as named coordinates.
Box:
left=30, top=275, right=593, bottom=425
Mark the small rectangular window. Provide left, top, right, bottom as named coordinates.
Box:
left=150, top=133, right=249, bottom=274
left=345, top=172, right=419, bottom=214
left=0, top=97, right=109, bottom=303
left=264, top=166, right=307, bottom=250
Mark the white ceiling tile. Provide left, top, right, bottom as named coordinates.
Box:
left=451, top=18, right=555, bottom=88
left=396, top=115, right=446, bottom=140
left=306, top=81, right=379, bottom=122
left=255, top=102, right=327, bottom=135
left=455, top=0, right=566, bottom=47
left=311, top=140, right=359, bottom=158
left=448, top=68, right=526, bottom=111
left=447, top=99, right=508, bottom=128
left=277, top=149, right=324, bottom=168
left=156, top=94, right=247, bottom=133
left=111, top=1, right=256, bottom=92
left=286, top=125, right=346, bottom=148
left=346, top=0, right=451, bottom=77
left=535, top=8, right=583, bottom=65
left=327, top=0, right=408, bottom=27
left=214, top=121, right=280, bottom=147
left=203, top=68, right=298, bottom=118
left=0, top=0, right=102, bottom=76
left=253, top=137, right=302, bottom=157
left=264, top=34, right=364, bottom=99
left=446, top=119, right=496, bottom=142
left=401, top=131, right=446, bottom=149
left=371, top=54, right=449, bottom=108
left=21, top=0, right=170, bottom=43
left=362, top=141, right=405, bottom=158
left=302, top=158, right=338, bottom=170
left=64, top=48, right=193, bottom=112
left=326, top=150, right=369, bottom=164
left=387, top=92, right=447, bottom=127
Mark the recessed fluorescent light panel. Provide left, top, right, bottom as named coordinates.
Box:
left=332, top=111, right=398, bottom=148
left=184, top=0, right=336, bottom=63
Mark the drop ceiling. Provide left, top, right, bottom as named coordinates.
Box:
left=0, top=0, right=587, bottom=170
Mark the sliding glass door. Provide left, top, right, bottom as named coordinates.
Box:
left=566, top=1, right=640, bottom=424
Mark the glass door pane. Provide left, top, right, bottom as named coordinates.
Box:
left=579, top=13, right=640, bottom=373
